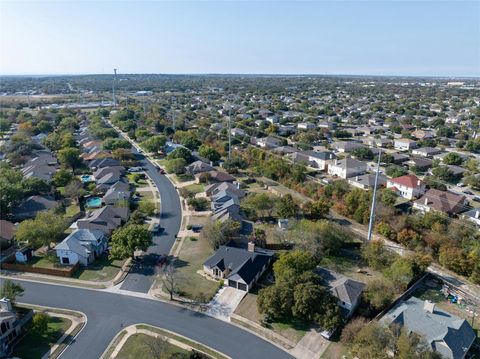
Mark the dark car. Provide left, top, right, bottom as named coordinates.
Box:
left=463, top=190, right=474, bottom=195
left=158, top=168, right=165, bottom=174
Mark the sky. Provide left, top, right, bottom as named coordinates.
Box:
left=0, top=1, right=479, bottom=77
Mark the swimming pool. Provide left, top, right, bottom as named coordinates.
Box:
left=81, top=175, right=95, bottom=183
left=86, top=197, right=102, bottom=208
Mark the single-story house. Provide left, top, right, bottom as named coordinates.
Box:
left=411, top=147, right=443, bottom=158
left=102, top=180, right=130, bottom=205
left=12, top=195, right=60, bottom=220
left=185, top=160, right=214, bottom=175
left=462, top=208, right=480, bottom=227
left=332, top=141, right=364, bottom=153
left=407, top=157, right=433, bottom=172
left=380, top=297, right=475, bottom=359
left=203, top=243, right=273, bottom=292
left=348, top=173, right=387, bottom=190
left=197, top=170, right=235, bottom=184
left=394, top=138, right=417, bottom=151
left=255, top=136, right=283, bottom=149
left=413, top=189, right=467, bottom=216
left=88, top=157, right=121, bottom=170
left=76, top=205, right=129, bottom=234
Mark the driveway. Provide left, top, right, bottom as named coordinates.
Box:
left=206, top=286, right=247, bottom=321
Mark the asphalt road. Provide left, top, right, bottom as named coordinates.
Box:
left=14, top=280, right=293, bottom=359
left=119, top=146, right=182, bottom=293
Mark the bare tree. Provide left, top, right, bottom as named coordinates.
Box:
left=142, top=335, right=168, bottom=359
left=162, top=264, right=179, bottom=301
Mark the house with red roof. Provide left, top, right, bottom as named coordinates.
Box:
left=386, top=174, right=426, bottom=200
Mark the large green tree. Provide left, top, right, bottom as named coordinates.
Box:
left=58, top=147, right=81, bottom=171
left=109, top=224, right=152, bottom=260
left=15, top=210, right=68, bottom=249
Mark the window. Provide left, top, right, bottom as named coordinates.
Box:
left=62, top=257, right=70, bottom=264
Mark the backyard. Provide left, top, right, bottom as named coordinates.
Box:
left=174, top=234, right=219, bottom=301
left=13, top=315, right=71, bottom=359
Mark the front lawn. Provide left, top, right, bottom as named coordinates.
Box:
left=73, top=255, right=125, bottom=281
left=13, top=315, right=71, bottom=359
left=174, top=234, right=219, bottom=301
left=184, top=183, right=205, bottom=194
left=117, top=333, right=189, bottom=359
left=29, top=255, right=58, bottom=269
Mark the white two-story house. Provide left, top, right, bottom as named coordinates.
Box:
left=327, top=158, right=367, bottom=179
left=387, top=174, right=426, bottom=200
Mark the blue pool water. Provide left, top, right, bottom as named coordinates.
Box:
left=81, top=175, right=95, bottom=183
left=86, top=197, right=102, bottom=208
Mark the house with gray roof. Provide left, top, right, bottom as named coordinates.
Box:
left=205, top=182, right=245, bottom=199
left=185, top=160, right=214, bottom=175
left=12, top=195, right=60, bottom=220
left=102, top=180, right=130, bottom=205
left=203, top=243, right=273, bottom=291
left=55, top=229, right=107, bottom=266
left=305, top=151, right=336, bottom=170
left=380, top=297, right=475, bottom=359
left=348, top=173, right=387, bottom=190
left=76, top=205, right=129, bottom=234
left=327, top=158, right=367, bottom=179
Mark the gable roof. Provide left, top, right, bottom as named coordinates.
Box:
left=331, top=158, right=366, bottom=169
left=331, top=279, right=365, bottom=306
left=0, top=220, right=16, bottom=241
left=13, top=195, right=59, bottom=218
left=388, top=174, right=423, bottom=189
left=380, top=297, right=475, bottom=359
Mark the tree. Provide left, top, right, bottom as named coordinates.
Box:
left=162, top=264, right=180, bottom=300
left=315, top=295, right=344, bottom=332
left=341, top=317, right=368, bottom=344
left=21, top=177, right=51, bottom=195
left=464, top=175, right=480, bottom=190
left=58, top=147, right=81, bottom=171
left=64, top=179, right=84, bottom=204
left=443, top=152, right=463, bottom=165
left=52, top=169, right=73, bottom=187
left=350, top=322, right=393, bottom=359
left=385, top=165, right=407, bottom=178
left=15, top=210, right=68, bottom=249
left=32, top=312, right=49, bottom=333
left=292, top=282, right=325, bottom=321
left=241, top=193, right=275, bottom=220
left=385, top=257, right=414, bottom=291
left=200, top=219, right=240, bottom=249
left=109, top=224, right=152, bottom=260
left=164, top=158, right=187, bottom=175
left=102, top=138, right=131, bottom=150
left=257, top=282, right=294, bottom=319
left=198, top=145, right=221, bottom=162
left=273, top=250, right=317, bottom=284
left=363, top=279, right=395, bottom=311
left=141, top=135, right=167, bottom=153
left=304, top=198, right=331, bottom=219
left=0, top=280, right=24, bottom=304
left=361, top=240, right=392, bottom=270
left=181, top=136, right=201, bottom=151
left=351, top=147, right=374, bottom=160
left=138, top=200, right=156, bottom=216
left=380, top=188, right=397, bottom=207
left=275, top=194, right=299, bottom=218
left=168, top=147, right=193, bottom=163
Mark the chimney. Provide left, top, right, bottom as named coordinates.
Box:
left=355, top=176, right=359, bottom=181
left=475, top=210, right=480, bottom=219
left=0, top=298, right=12, bottom=312
left=417, top=180, right=421, bottom=186
left=334, top=159, right=338, bottom=165
left=424, top=197, right=428, bottom=206
left=329, top=153, right=333, bottom=160
left=248, top=241, right=255, bottom=252
left=236, top=182, right=240, bottom=190
left=424, top=300, right=435, bottom=314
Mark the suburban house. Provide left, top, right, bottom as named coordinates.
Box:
left=332, top=141, right=364, bottom=153
left=205, top=182, right=245, bottom=199
left=413, top=189, right=467, bottom=216
left=462, top=209, right=480, bottom=227
left=255, top=136, right=283, bottom=149
left=391, top=153, right=410, bottom=165
left=317, top=268, right=365, bottom=317
left=88, top=157, right=121, bottom=170
left=55, top=229, right=107, bottom=266
left=394, top=138, right=418, bottom=151
left=0, top=298, right=32, bottom=357
left=12, top=195, right=60, bottom=220
left=348, top=173, right=387, bottom=190
left=412, top=129, right=435, bottom=140
left=21, top=164, right=57, bottom=182
left=102, top=180, right=130, bottom=205
left=297, top=122, right=316, bottom=130
left=0, top=220, right=16, bottom=249
left=76, top=205, right=129, bottom=234
left=407, top=157, right=433, bottom=172
left=94, top=166, right=126, bottom=187
left=387, top=174, right=426, bottom=200
left=203, top=242, right=273, bottom=292
left=380, top=297, right=475, bottom=359
left=197, top=170, right=235, bottom=184
left=411, top=147, right=443, bottom=158
left=230, top=128, right=246, bottom=137
left=306, top=151, right=336, bottom=171
left=327, top=158, right=367, bottom=179
left=185, top=160, right=214, bottom=175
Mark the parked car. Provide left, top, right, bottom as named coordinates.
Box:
left=128, top=166, right=143, bottom=173
left=158, top=168, right=165, bottom=174
left=463, top=190, right=474, bottom=195
left=150, top=224, right=163, bottom=233
left=473, top=196, right=480, bottom=202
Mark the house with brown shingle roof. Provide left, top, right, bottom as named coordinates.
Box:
left=413, top=189, right=467, bottom=216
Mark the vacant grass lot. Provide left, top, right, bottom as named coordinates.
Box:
left=13, top=315, right=71, bottom=359
left=117, top=333, right=189, bottom=359
left=73, top=255, right=125, bottom=281
left=174, top=234, right=218, bottom=301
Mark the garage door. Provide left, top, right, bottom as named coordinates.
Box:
left=237, top=283, right=247, bottom=291
left=228, top=280, right=237, bottom=288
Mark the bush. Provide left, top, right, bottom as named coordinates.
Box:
left=188, top=198, right=208, bottom=211
left=186, top=224, right=193, bottom=230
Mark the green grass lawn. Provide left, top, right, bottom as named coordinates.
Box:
left=73, top=255, right=125, bottom=281
left=321, top=341, right=351, bottom=359
left=29, top=255, right=58, bottom=269
left=175, top=173, right=195, bottom=182
left=13, top=315, right=71, bottom=359
left=117, top=333, right=189, bottom=359
left=65, top=203, right=81, bottom=217
left=184, top=183, right=205, bottom=194
left=174, top=234, right=219, bottom=301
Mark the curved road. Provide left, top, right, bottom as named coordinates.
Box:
left=120, top=147, right=182, bottom=292
left=15, top=280, right=293, bottom=359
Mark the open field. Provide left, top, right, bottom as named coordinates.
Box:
left=174, top=234, right=219, bottom=301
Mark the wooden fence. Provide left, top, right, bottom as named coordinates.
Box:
left=1, top=262, right=79, bottom=277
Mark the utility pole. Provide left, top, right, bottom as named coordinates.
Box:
left=228, top=106, right=232, bottom=161
left=112, top=68, right=117, bottom=107
left=171, top=97, right=176, bottom=131
left=367, top=150, right=382, bottom=241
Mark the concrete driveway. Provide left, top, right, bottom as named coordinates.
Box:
left=206, top=286, right=247, bottom=321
